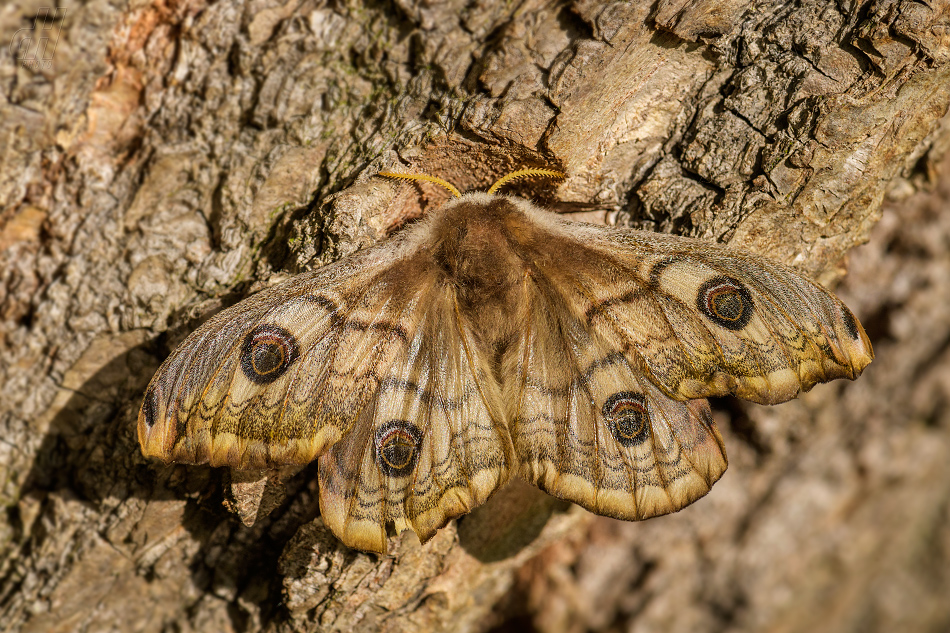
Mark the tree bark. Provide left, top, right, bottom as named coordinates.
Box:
left=2, top=1, right=949, bottom=632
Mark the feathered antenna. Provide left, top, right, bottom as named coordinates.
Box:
left=377, top=167, right=566, bottom=196
left=487, top=168, right=566, bottom=194
left=377, top=172, right=462, bottom=198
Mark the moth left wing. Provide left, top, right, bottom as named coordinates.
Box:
left=139, top=232, right=512, bottom=553
left=137, top=243, right=432, bottom=470
left=317, top=287, right=512, bottom=553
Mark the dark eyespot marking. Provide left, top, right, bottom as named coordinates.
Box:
left=841, top=306, right=860, bottom=340
left=603, top=392, right=650, bottom=447
left=697, top=276, right=754, bottom=330
left=240, top=324, right=300, bottom=384
left=374, top=421, right=423, bottom=477
left=142, top=386, right=160, bottom=428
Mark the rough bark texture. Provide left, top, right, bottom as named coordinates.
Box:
left=2, top=1, right=949, bottom=632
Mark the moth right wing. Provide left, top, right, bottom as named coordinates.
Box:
left=505, top=207, right=871, bottom=522
left=508, top=270, right=728, bottom=522
left=547, top=222, right=874, bottom=405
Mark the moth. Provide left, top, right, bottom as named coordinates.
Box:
left=139, top=168, right=873, bottom=553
